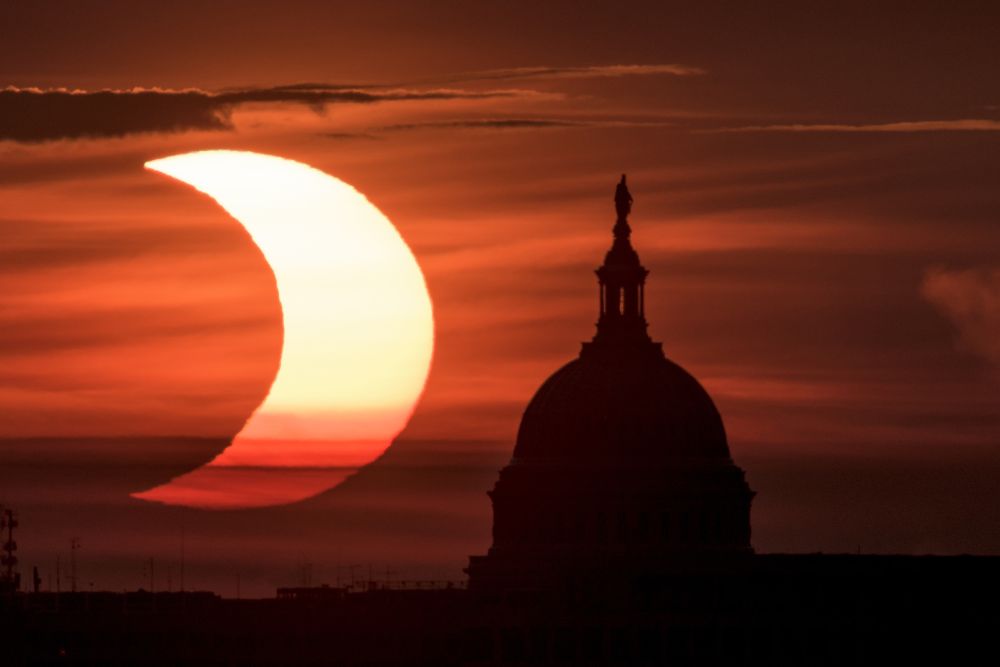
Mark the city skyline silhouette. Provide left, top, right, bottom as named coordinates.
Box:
left=4, top=177, right=998, bottom=665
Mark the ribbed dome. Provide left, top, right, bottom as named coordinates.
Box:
left=513, top=344, right=730, bottom=463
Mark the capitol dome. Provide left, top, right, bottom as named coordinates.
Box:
left=514, top=349, right=730, bottom=464
left=468, top=176, right=755, bottom=594
left=513, top=174, right=730, bottom=466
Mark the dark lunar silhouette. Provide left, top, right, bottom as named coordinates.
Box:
left=2, top=177, right=998, bottom=666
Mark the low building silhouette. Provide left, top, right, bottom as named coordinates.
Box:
left=2, top=177, right=998, bottom=665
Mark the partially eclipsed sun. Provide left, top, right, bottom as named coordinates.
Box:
left=133, top=150, right=434, bottom=508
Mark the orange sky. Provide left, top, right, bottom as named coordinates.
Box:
left=2, top=1, right=999, bottom=594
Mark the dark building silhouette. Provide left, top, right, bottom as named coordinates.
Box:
left=468, top=175, right=754, bottom=595
left=2, top=177, right=999, bottom=665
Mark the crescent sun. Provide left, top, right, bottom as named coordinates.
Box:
left=133, top=150, right=434, bottom=509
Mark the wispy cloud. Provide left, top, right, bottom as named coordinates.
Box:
left=922, top=267, right=1000, bottom=366
left=322, top=131, right=381, bottom=141
left=337, top=117, right=672, bottom=137
left=381, top=118, right=581, bottom=131
left=321, top=119, right=579, bottom=140
left=445, top=64, right=705, bottom=83
left=714, top=119, right=1000, bottom=133
left=0, top=63, right=704, bottom=143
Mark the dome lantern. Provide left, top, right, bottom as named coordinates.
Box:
left=593, top=174, right=652, bottom=347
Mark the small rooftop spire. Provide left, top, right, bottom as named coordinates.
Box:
left=614, top=173, right=632, bottom=221
left=613, top=174, right=633, bottom=243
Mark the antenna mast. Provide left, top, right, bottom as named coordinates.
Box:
left=69, top=537, right=81, bottom=593
left=0, top=508, right=19, bottom=592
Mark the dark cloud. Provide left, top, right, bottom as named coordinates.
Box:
left=231, top=82, right=380, bottom=93
left=0, top=62, right=699, bottom=143
left=713, top=119, right=1000, bottom=133
left=369, top=117, right=673, bottom=135
left=321, top=132, right=381, bottom=141
left=380, top=118, right=582, bottom=132
left=439, top=64, right=705, bottom=84
left=0, top=85, right=517, bottom=142
left=0, top=87, right=230, bottom=142
left=214, top=86, right=510, bottom=106
left=922, top=267, right=1000, bottom=367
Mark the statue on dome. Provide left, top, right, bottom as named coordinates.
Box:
left=614, top=174, right=632, bottom=219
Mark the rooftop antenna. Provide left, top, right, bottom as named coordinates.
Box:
left=296, top=555, right=314, bottom=587
left=1, top=508, right=19, bottom=591
left=179, top=526, right=185, bottom=593
left=336, top=562, right=362, bottom=588
left=69, top=537, right=81, bottom=593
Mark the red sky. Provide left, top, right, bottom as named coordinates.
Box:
left=2, top=1, right=999, bottom=595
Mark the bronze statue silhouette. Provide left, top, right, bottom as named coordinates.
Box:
left=614, top=173, right=632, bottom=219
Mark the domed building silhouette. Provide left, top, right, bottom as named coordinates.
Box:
left=468, top=175, right=754, bottom=594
